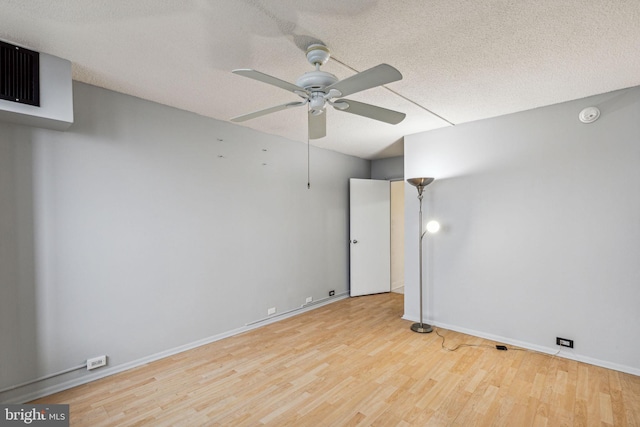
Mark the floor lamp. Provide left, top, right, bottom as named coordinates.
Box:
left=407, top=177, right=435, bottom=333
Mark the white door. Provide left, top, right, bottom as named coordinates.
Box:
left=349, top=178, right=390, bottom=296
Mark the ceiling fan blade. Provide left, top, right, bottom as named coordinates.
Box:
left=232, top=69, right=305, bottom=94
left=230, top=101, right=305, bottom=122
left=334, top=99, right=406, bottom=125
left=308, top=110, right=326, bottom=139
left=326, top=64, right=402, bottom=97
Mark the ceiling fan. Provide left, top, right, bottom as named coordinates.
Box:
left=230, top=44, right=406, bottom=139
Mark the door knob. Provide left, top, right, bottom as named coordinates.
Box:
left=352, top=239, right=358, bottom=244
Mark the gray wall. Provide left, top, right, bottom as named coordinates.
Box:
left=371, top=155, right=403, bottom=180
left=0, top=126, right=38, bottom=396
left=404, top=87, right=640, bottom=375
left=0, top=82, right=370, bottom=402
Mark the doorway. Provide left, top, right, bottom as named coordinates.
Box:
left=390, top=180, right=405, bottom=294
left=348, top=178, right=404, bottom=297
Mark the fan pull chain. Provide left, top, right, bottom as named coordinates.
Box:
left=307, top=105, right=311, bottom=189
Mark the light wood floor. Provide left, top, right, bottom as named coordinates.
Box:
left=33, top=293, right=640, bottom=426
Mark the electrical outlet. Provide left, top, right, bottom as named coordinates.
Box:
left=329, top=290, right=335, bottom=297
left=556, top=337, right=574, bottom=348
left=306, top=296, right=313, bottom=303
left=267, top=307, right=276, bottom=315
left=87, top=355, right=107, bottom=370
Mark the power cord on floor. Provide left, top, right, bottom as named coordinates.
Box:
left=435, top=328, right=548, bottom=353
left=435, top=329, right=495, bottom=352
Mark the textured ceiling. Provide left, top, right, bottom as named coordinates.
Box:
left=1, top=0, right=639, bottom=159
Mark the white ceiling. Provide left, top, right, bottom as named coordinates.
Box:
left=2, top=1, right=639, bottom=159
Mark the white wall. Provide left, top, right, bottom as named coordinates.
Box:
left=0, top=82, right=370, bottom=402
left=404, top=87, right=640, bottom=375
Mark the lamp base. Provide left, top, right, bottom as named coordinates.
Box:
left=410, top=323, right=433, bottom=333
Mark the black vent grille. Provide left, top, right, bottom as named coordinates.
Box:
left=0, top=41, right=40, bottom=106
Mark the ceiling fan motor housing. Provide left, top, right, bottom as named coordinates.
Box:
left=296, top=70, right=338, bottom=92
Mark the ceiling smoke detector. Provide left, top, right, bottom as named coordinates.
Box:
left=579, top=107, right=600, bottom=124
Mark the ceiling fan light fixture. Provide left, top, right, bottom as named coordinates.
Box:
left=309, top=93, right=325, bottom=109
left=310, top=108, right=324, bottom=116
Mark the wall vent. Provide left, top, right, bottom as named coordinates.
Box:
left=0, top=40, right=40, bottom=106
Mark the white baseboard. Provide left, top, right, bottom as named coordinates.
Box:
left=3, top=293, right=349, bottom=404
left=401, top=315, right=640, bottom=377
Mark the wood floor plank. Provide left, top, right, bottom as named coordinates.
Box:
left=30, top=293, right=640, bottom=426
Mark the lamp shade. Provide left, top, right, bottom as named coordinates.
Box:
left=407, top=177, right=434, bottom=188
left=407, top=177, right=434, bottom=197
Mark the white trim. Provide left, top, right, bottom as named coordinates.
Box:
left=3, top=294, right=349, bottom=404
left=400, top=315, right=640, bottom=377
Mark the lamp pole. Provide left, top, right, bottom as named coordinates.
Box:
left=407, top=177, right=434, bottom=333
